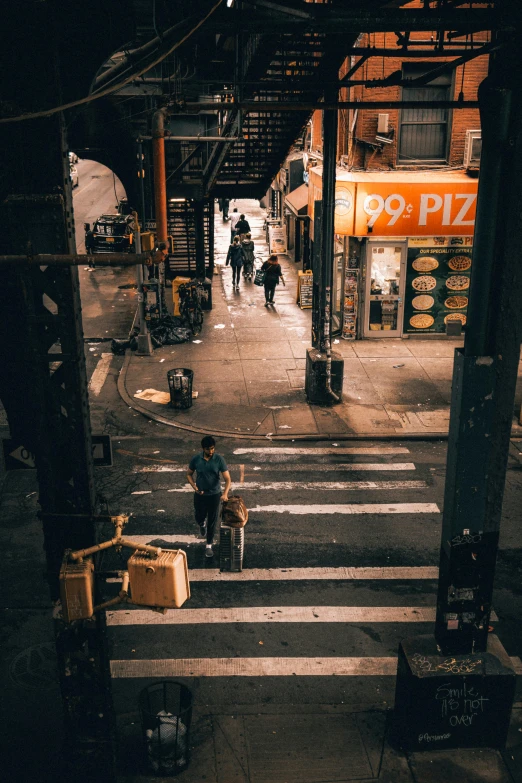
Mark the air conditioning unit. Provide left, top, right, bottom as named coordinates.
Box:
left=464, top=129, right=482, bottom=167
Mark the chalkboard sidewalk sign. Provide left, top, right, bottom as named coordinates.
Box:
left=392, top=634, right=516, bottom=752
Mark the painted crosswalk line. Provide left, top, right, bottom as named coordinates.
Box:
left=106, top=566, right=440, bottom=584
left=134, top=462, right=417, bottom=473
left=88, top=353, right=112, bottom=396
left=188, top=566, right=439, bottom=581
left=249, top=503, right=440, bottom=515
left=233, top=447, right=410, bottom=456
left=107, top=606, right=441, bottom=626
left=167, top=480, right=427, bottom=492
left=111, top=657, right=398, bottom=678
left=110, top=654, right=522, bottom=679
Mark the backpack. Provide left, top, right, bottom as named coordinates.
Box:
left=221, top=495, right=248, bottom=527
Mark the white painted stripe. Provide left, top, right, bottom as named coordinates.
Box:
left=128, top=535, right=199, bottom=545
left=107, top=606, right=439, bottom=626
left=107, top=654, right=521, bottom=678
left=88, top=353, right=113, bottom=396
left=167, top=480, right=427, bottom=492
left=134, top=463, right=417, bottom=473
left=249, top=503, right=440, bottom=515
left=107, top=566, right=440, bottom=582
left=189, top=566, right=439, bottom=581
left=111, top=657, right=398, bottom=678
left=233, top=447, right=410, bottom=455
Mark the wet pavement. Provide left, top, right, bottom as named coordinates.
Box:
left=119, top=199, right=522, bottom=439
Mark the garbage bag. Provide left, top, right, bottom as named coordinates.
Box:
left=111, top=338, right=130, bottom=355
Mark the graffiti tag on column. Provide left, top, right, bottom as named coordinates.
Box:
left=451, top=532, right=482, bottom=547
left=411, top=653, right=483, bottom=675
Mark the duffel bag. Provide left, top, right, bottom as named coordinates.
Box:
left=221, top=495, right=248, bottom=527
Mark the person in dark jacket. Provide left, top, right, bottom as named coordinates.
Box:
left=235, top=214, right=250, bottom=241
left=261, top=253, right=284, bottom=305
left=241, top=232, right=255, bottom=279
left=226, top=236, right=245, bottom=290
left=84, top=223, right=96, bottom=269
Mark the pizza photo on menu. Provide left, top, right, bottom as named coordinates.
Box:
left=412, top=294, right=435, bottom=311
left=444, top=313, right=467, bottom=325
left=448, top=255, right=472, bottom=271
left=444, top=295, right=468, bottom=309
left=410, top=314, right=435, bottom=329
left=412, top=275, right=437, bottom=292
left=446, top=275, right=470, bottom=291
left=412, top=256, right=439, bottom=272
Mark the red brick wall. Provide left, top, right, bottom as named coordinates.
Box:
left=342, top=29, right=488, bottom=170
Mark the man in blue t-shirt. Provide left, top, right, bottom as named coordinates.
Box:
left=187, top=435, right=231, bottom=558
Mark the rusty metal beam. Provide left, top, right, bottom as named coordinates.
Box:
left=181, top=100, right=479, bottom=111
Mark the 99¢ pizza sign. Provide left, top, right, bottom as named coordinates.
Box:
left=354, top=182, right=478, bottom=236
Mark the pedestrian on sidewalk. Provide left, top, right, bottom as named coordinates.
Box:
left=84, top=223, right=96, bottom=269
left=218, top=198, right=230, bottom=220
left=230, top=208, right=240, bottom=242
left=241, top=232, right=255, bottom=280
left=226, top=235, right=245, bottom=290
left=187, top=435, right=231, bottom=558
left=235, top=213, right=251, bottom=242
left=261, top=253, right=285, bottom=305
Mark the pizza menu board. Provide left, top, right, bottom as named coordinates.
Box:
left=403, top=237, right=473, bottom=333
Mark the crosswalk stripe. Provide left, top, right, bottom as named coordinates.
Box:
left=106, top=566, right=439, bottom=583
left=88, top=353, right=112, bottom=396
left=249, top=503, right=440, bottom=515
left=134, top=462, right=417, bottom=473
left=107, top=606, right=440, bottom=626
left=111, top=657, right=398, bottom=678
left=167, top=480, right=427, bottom=492
left=109, top=655, right=522, bottom=679
left=233, top=447, right=410, bottom=455
left=188, top=566, right=439, bottom=581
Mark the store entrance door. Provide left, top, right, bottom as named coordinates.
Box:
left=364, top=242, right=406, bottom=337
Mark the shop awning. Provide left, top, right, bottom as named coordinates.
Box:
left=285, top=183, right=309, bottom=216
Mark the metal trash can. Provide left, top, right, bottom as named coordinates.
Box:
left=167, top=368, right=193, bottom=409
left=140, top=681, right=192, bottom=776
left=219, top=524, right=244, bottom=572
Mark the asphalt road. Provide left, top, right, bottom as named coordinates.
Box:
left=72, top=158, right=136, bottom=340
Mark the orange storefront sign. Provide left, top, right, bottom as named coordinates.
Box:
left=308, top=167, right=478, bottom=238
left=308, top=168, right=356, bottom=239
left=354, top=180, right=478, bottom=237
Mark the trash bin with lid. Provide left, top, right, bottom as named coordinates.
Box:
left=167, top=368, right=193, bottom=409
left=140, top=681, right=193, bottom=775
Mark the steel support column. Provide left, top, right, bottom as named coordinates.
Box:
left=393, top=42, right=522, bottom=753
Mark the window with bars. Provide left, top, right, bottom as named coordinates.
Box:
left=398, top=63, right=452, bottom=164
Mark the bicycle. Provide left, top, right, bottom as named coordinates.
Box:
left=178, top=281, right=208, bottom=336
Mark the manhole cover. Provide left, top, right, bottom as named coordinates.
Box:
left=9, top=643, right=58, bottom=690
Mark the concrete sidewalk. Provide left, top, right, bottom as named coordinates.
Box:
left=118, top=199, right=522, bottom=440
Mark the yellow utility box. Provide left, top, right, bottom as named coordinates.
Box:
left=140, top=232, right=155, bottom=251
left=128, top=549, right=190, bottom=609
left=59, top=556, right=95, bottom=623
left=172, top=276, right=191, bottom=316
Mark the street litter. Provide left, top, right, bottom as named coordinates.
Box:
left=132, top=490, right=152, bottom=495
left=393, top=364, right=405, bottom=368
left=193, top=340, right=202, bottom=344
left=134, top=389, right=171, bottom=404
left=279, top=425, right=291, bottom=429
left=214, top=324, right=225, bottom=329
left=159, top=359, right=165, bottom=363
left=333, top=339, right=340, bottom=344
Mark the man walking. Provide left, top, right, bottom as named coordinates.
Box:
left=187, top=435, right=231, bottom=558
left=229, top=207, right=240, bottom=243
left=235, top=213, right=251, bottom=242
left=84, top=223, right=96, bottom=269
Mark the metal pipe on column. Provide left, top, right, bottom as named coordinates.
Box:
left=152, top=108, right=169, bottom=246
left=320, top=90, right=339, bottom=402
